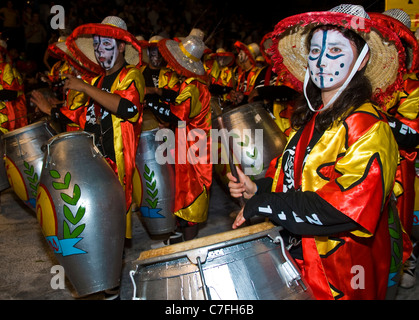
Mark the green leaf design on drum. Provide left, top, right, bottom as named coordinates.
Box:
left=143, top=164, right=158, bottom=209
left=49, top=169, right=86, bottom=240
left=23, top=161, right=39, bottom=197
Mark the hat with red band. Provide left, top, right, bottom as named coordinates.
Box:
left=158, top=35, right=206, bottom=79
left=270, top=4, right=406, bottom=106
left=66, top=16, right=142, bottom=75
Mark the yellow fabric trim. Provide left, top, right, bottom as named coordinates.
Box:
left=179, top=42, right=200, bottom=62
left=175, top=81, right=202, bottom=118
left=174, top=185, right=209, bottom=223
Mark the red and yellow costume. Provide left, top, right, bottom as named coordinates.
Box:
left=263, top=103, right=399, bottom=299
left=63, top=65, right=145, bottom=238
left=171, top=77, right=212, bottom=222
left=0, top=62, right=27, bottom=133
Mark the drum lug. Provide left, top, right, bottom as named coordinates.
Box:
left=270, top=233, right=306, bottom=290
left=187, top=249, right=211, bottom=300
left=186, top=248, right=208, bottom=265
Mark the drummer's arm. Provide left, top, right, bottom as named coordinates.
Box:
left=242, top=190, right=359, bottom=236
left=30, top=90, right=73, bottom=125
left=63, top=74, right=122, bottom=115
left=146, top=99, right=180, bottom=123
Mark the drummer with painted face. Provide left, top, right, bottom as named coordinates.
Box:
left=227, top=4, right=410, bottom=300
left=31, top=16, right=145, bottom=245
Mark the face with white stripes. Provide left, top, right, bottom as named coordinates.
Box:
left=308, top=29, right=356, bottom=90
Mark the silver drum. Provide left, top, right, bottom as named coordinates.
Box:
left=36, top=131, right=126, bottom=297
left=2, top=120, right=56, bottom=210
left=212, top=102, right=287, bottom=184
left=134, top=126, right=176, bottom=236
left=131, top=222, right=314, bottom=300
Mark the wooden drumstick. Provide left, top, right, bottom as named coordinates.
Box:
left=212, top=98, right=246, bottom=208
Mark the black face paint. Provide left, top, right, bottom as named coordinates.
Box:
left=93, top=35, right=118, bottom=70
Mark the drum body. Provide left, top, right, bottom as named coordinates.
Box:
left=132, top=222, right=314, bottom=300
left=2, top=120, right=56, bottom=209
left=134, top=126, right=176, bottom=236
left=212, top=102, right=287, bottom=184
left=36, top=131, right=126, bottom=297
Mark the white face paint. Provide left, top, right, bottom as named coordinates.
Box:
left=93, top=36, right=118, bottom=70
left=308, top=29, right=356, bottom=90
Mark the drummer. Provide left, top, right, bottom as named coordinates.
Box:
left=138, top=35, right=180, bottom=127
left=227, top=4, right=409, bottom=299
left=145, top=34, right=212, bottom=242
left=30, top=16, right=145, bottom=242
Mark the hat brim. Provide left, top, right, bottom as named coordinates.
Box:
left=369, top=12, right=419, bottom=73
left=210, top=51, right=235, bottom=67
left=66, top=23, right=142, bottom=75
left=158, top=39, right=206, bottom=79
left=234, top=41, right=256, bottom=66
left=48, top=41, right=97, bottom=77
left=271, top=11, right=406, bottom=106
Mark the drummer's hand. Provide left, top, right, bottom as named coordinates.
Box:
left=248, top=89, right=258, bottom=102
left=227, top=166, right=257, bottom=200
left=30, top=90, right=53, bottom=115
left=63, top=73, right=87, bottom=92
left=232, top=207, right=246, bottom=229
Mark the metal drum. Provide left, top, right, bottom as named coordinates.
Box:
left=2, top=120, right=56, bottom=210
left=212, top=102, right=287, bottom=185
left=133, top=110, right=176, bottom=236
left=131, top=222, right=314, bottom=300
left=36, top=131, right=126, bottom=297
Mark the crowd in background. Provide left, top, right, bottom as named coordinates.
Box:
left=0, top=0, right=276, bottom=87
left=0, top=0, right=385, bottom=91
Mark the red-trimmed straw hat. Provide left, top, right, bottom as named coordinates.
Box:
left=158, top=35, right=206, bottom=79
left=270, top=4, right=406, bottom=106
left=210, top=48, right=235, bottom=67
left=66, top=16, right=142, bottom=75
left=234, top=41, right=260, bottom=66
left=48, top=36, right=97, bottom=77
left=369, top=9, right=419, bottom=73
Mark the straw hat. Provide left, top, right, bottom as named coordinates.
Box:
left=369, top=9, right=419, bottom=73
left=158, top=35, right=206, bottom=79
left=234, top=41, right=260, bottom=66
left=270, top=4, right=406, bottom=106
left=66, top=16, right=142, bottom=75
left=48, top=37, right=97, bottom=77
left=210, top=48, right=235, bottom=67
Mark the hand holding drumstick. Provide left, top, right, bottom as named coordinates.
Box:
left=226, top=166, right=257, bottom=229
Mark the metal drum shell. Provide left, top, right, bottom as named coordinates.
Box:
left=132, top=222, right=314, bottom=300
left=2, top=120, right=56, bottom=209
left=135, top=127, right=176, bottom=236
left=37, top=131, right=126, bottom=297
left=212, top=102, right=287, bottom=182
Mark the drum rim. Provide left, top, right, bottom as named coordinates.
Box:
left=46, top=130, right=94, bottom=147
left=1, top=120, right=50, bottom=139
left=133, top=222, right=280, bottom=268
